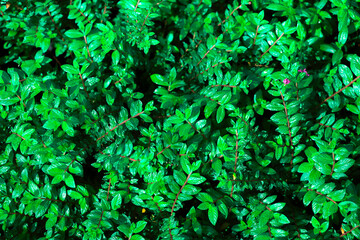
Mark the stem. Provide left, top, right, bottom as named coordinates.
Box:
left=259, top=32, right=284, bottom=59
left=280, top=90, right=294, bottom=166
left=320, top=76, right=360, bottom=106
left=253, top=25, right=259, bottom=45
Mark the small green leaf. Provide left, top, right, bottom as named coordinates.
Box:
left=45, top=216, right=57, bottom=230
left=61, top=64, right=78, bottom=74
left=64, top=29, right=83, bottom=38
left=65, top=174, right=76, bottom=188
left=216, top=106, right=225, bottom=123
left=112, top=50, right=120, bottom=65
left=12, top=184, right=26, bottom=199
left=311, top=216, right=320, bottom=228
left=150, top=74, right=167, bottom=86
left=339, top=64, right=353, bottom=85
left=269, top=202, right=285, bottom=211
left=180, top=158, right=191, bottom=175
left=303, top=190, right=317, bottom=206
left=208, top=204, right=218, bottom=225
left=298, top=162, right=313, bottom=173
left=133, top=221, right=147, bottom=233
left=187, top=173, right=206, bottom=185
left=174, top=170, right=187, bottom=186
left=0, top=91, right=20, bottom=106
left=111, top=193, right=122, bottom=210
left=197, top=192, right=213, bottom=203
left=332, top=49, right=343, bottom=66
left=67, top=190, right=82, bottom=199
left=130, top=235, right=145, bottom=240
left=198, top=202, right=210, bottom=210
left=327, top=190, right=345, bottom=202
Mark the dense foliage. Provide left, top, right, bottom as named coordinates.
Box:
left=1, top=0, right=360, bottom=239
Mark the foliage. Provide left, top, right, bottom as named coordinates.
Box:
left=1, top=0, right=360, bottom=239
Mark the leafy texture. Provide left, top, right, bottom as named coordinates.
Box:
left=1, top=0, right=360, bottom=239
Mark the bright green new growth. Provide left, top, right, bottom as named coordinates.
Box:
left=1, top=0, right=360, bottom=239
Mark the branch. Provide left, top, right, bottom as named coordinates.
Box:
left=189, top=61, right=224, bottom=82
left=217, top=3, right=242, bottom=27
left=259, top=200, right=272, bottom=212
left=306, top=188, right=337, bottom=204
left=134, top=0, right=141, bottom=12
left=320, top=76, right=360, bottom=106
left=341, top=225, right=360, bottom=237
left=186, top=120, right=207, bottom=139
left=230, top=129, right=239, bottom=198
left=253, top=25, right=259, bottom=46
left=83, top=35, right=93, bottom=62
left=12, top=132, right=25, bottom=141
left=77, top=8, right=91, bottom=24
left=171, top=172, right=192, bottom=216
left=259, top=32, right=284, bottom=59
left=156, top=144, right=172, bottom=158
left=78, top=72, right=90, bottom=100
left=280, top=90, right=294, bottom=166
left=318, top=123, right=337, bottom=131
left=96, top=111, right=144, bottom=142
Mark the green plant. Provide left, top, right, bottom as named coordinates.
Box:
left=1, top=0, right=360, bottom=239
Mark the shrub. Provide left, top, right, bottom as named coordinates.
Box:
left=1, top=0, right=360, bottom=239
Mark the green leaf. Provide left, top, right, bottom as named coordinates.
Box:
left=218, top=202, right=228, bottom=219
left=130, top=100, right=143, bottom=116
left=150, top=74, right=167, bottom=86
left=311, top=216, right=320, bottom=228
left=187, top=173, right=206, bottom=185
left=197, top=192, right=213, bottom=203
left=133, top=221, right=147, bottom=233
left=180, top=158, right=191, bottom=175
left=327, top=190, right=345, bottom=202
left=43, top=119, right=61, bottom=131
left=0, top=91, right=19, bottom=106
left=338, top=27, right=348, bottom=45
left=349, top=55, right=360, bottom=76
left=216, top=106, right=225, bottom=123
left=174, top=170, right=187, bottom=186
left=45, top=216, right=57, bottom=230
left=51, top=175, right=63, bottom=185
left=298, top=162, right=313, bottom=173
left=259, top=210, right=272, bottom=226
left=28, top=180, right=40, bottom=196
left=112, top=50, right=120, bottom=65
left=130, top=235, right=144, bottom=240
left=64, top=29, right=83, bottom=38
left=67, top=190, right=82, bottom=199
left=65, top=174, right=76, bottom=188
left=208, top=204, right=218, bottom=225
left=339, top=64, right=353, bottom=85
left=263, top=195, right=277, bottom=204
left=12, top=184, right=26, bottom=199
left=303, top=190, right=317, bottom=206
left=269, top=202, right=285, bottom=211
left=332, top=49, right=343, bottom=66
left=84, top=23, right=93, bottom=35
left=21, top=60, right=40, bottom=75
left=62, top=121, right=75, bottom=137
left=346, top=104, right=359, bottom=114
left=59, top=186, right=67, bottom=201
left=334, top=158, right=355, bottom=173
left=61, top=64, right=78, bottom=74
left=206, top=35, right=216, bottom=49
left=271, top=228, right=288, bottom=237
left=313, top=153, right=333, bottom=165
left=111, top=193, right=122, bottom=210
left=198, top=202, right=210, bottom=210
